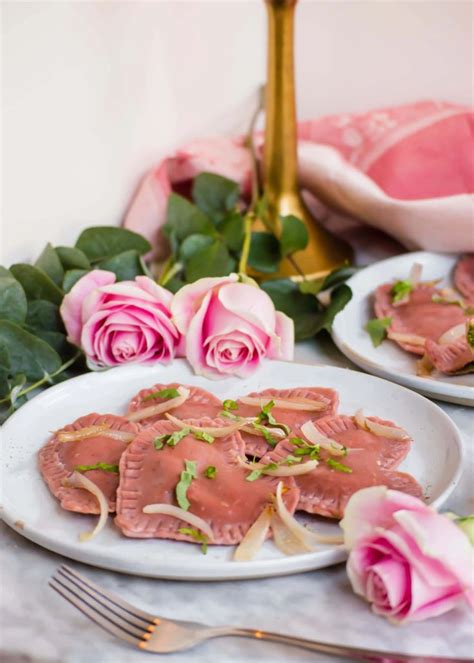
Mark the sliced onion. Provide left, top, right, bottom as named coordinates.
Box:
left=300, top=420, right=346, bottom=456
left=239, top=396, right=327, bottom=412
left=438, top=323, right=466, bottom=345
left=354, top=409, right=409, bottom=440
left=237, top=456, right=318, bottom=476
left=416, top=354, right=434, bottom=377
left=275, top=482, right=343, bottom=546
left=271, top=512, right=312, bottom=555
left=409, top=262, right=423, bottom=288
left=234, top=505, right=273, bottom=561
left=128, top=386, right=190, bottom=422
left=240, top=422, right=287, bottom=440
left=142, top=503, right=213, bottom=541
left=64, top=472, right=109, bottom=542
left=165, top=413, right=242, bottom=438
left=57, top=426, right=135, bottom=444
left=387, top=331, right=426, bottom=346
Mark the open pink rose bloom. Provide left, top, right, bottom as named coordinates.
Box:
left=340, top=487, right=474, bottom=624
left=171, top=274, right=294, bottom=379
left=60, top=271, right=183, bottom=368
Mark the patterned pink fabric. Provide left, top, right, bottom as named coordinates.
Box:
left=124, top=101, right=474, bottom=256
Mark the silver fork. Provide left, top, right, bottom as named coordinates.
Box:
left=50, top=565, right=469, bottom=662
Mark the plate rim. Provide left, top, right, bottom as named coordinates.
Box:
left=331, top=251, right=474, bottom=406
left=1, top=359, right=464, bottom=580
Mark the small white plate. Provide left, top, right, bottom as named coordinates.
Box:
left=332, top=252, right=474, bottom=407
left=1, top=359, right=463, bottom=580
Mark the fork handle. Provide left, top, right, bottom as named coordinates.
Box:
left=216, top=627, right=468, bottom=663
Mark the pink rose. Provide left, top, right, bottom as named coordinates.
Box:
left=340, top=486, right=474, bottom=624
left=60, top=271, right=182, bottom=368
left=171, top=274, right=294, bottom=379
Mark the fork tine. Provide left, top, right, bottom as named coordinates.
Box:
left=54, top=567, right=151, bottom=632
left=59, top=565, right=156, bottom=623
left=49, top=578, right=142, bottom=647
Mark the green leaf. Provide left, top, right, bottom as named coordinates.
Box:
left=193, top=430, right=214, bottom=444
left=28, top=329, right=74, bottom=359
left=279, top=215, right=309, bottom=257
left=327, top=458, right=352, bottom=473
left=10, top=264, right=63, bottom=304
left=248, top=233, right=281, bottom=274
left=56, top=246, right=91, bottom=270
left=74, top=462, right=119, bottom=474
left=365, top=317, right=392, bottom=348
left=98, top=250, right=147, bottom=281
left=176, top=459, right=198, bottom=511
left=192, top=173, right=239, bottom=221
left=299, top=265, right=357, bottom=296
left=0, top=319, right=62, bottom=380
left=35, top=243, right=64, bottom=287
left=26, top=300, right=63, bottom=332
left=155, top=427, right=191, bottom=448
left=76, top=226, right=151, bottom=262
left=185, top=240, right=235, bottom=281
left=143, top=388, right=181, bottom=402
left=391, top=280, right=412, bottom=303
left=260, top=279, right=322, bottom=341
left=0, top=347, right=11, bottom=397
left=164, top=193, right=215, bottom=242
left=311, top=284, right=353, bottom=335
left=204, top=466, right=217, bottom=479
left=0, top=272, right=27, bottom=323
left=63, top=269, right=90, bottom=293
left=218, top=211, right=244, bottom=252
left=177, top=527, right=208, bottom=554
left=178, top=234, right=214, bottom=262
left=222, top=399, right=238, bottom=411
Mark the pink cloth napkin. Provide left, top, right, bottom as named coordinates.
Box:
left=124, top=101, right=474, bottom=258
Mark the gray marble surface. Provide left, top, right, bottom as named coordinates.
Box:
left=1, top=340, right=473, bottom=663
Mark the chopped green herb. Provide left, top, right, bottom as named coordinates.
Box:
left=255, top=400, right=290, bottom=435
left=290, top=436, right=307, bottom=447
left=391, top=280, right=412, bottom=303
left=175, top=459, right=197, bottom=510
left=432, top=295, right=463, bottom=308
left=467, top=321, right=474, bottom=349
left=365, top=317, right=392, bottom=348
left=142, top=387, right=180, bottom=402
left=326, top=458, right=352, bottom=473
left=252, top=421, right=277, bottom=447
left=193, top=430, right=215, bottom=444
left=155, top=427, right=191, bottom=448
left=281, top=454, right=302, bottom=465
left=245, top=462, right=278, bottom=482
left=204, top=465, right=217, bottom=479
left=74, top=462, right=119, bottom=474
left=222, top=399, right=238, bottom=411
left=178, top=527, right=208, bottom=554
left=220, top=410, right=240, bottom=421
left=290, top=437, right=320, bottom=459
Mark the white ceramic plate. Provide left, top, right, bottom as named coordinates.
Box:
left=332, top=252, right=474, bottom=407
left=1, top=360, right=463, bottom=580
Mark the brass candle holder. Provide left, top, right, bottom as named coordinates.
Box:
left=261, top=0, right=352, bottom=278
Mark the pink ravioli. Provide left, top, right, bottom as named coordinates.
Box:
left=454, top=254, right=474, bottom=304
left=425, top=335, right=474, bottom=374
left=38, top=413, right=140, bottom=514
left=234, top=387, right=339, bottom=458
left=375, top=282, right=467, bottom=354
left=127, top=383, right=222, bottom=425
left=262, top=414, right=422, bottom=520
left=115, top=417, right=299, bottom=545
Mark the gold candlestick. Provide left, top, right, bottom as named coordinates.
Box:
left=261, top=0, right=352, bottom=277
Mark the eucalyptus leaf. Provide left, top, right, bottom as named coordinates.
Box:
left=164, top=193, right=215, bottom=241
left=56, top=246, right=91, bottom=270
left=35, top=243, right=64, bottom=286
left=311, top=284, right=353, bottom=335
left=10, top=264, right=63, bottom=304
left=29, top=329, right=75, bottom=359
left=26, top=300, right=63, bottom=332
left=76, top=226, right=151, bottom=261
left=185, top=240, right=235, bottom=281
left=279, top=215, right=309, bottom=257
left=192, top=173, right=239, bottom=222
left=179, top=234, right=214, bottom=262
left=0, top=272, right=27, bottom=323
left=0, top=319, right=62, bottom=380
left=0, top=347, right=11, bottom=397
left=63, top=269, right=90, bottom=293
left=218, top=211, right=244, bottom=253
left=248, top=232, right=281, bottom=274
left=98, top=250, right=146, bottom=281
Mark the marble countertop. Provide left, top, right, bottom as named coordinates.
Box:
left=1, top=340, right=473, bottom=663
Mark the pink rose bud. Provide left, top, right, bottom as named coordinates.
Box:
left=340, top=486, right=474, bottom=624
left=60, top=271, right=183, bottom=368
left=171, top=274, right=294, bottom=379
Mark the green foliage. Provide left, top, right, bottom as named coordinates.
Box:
left=76, top=226, right=151, bottom=261
left=0, top=271, right=27, bottom=323
left=279, top=215, right=309, bottom=257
